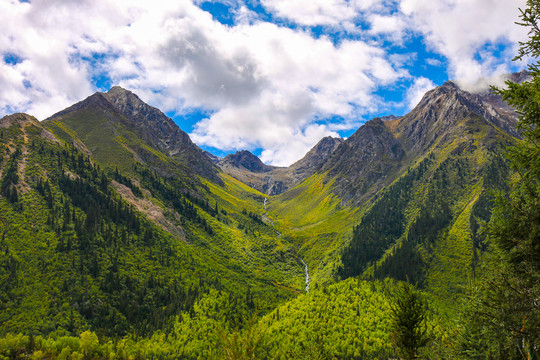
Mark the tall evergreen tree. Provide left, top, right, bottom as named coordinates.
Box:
left=390, top=282, right=430, bottom=360
left=461, top=1, right=540, bottom=358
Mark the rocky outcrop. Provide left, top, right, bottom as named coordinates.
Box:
left=289, top=136, right=343, bottom=177
left=320, top=119, right=405, bottom=203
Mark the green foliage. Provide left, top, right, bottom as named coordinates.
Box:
left=1, top=278, right=447, bottom=359
left=458, top=1, right=540, bottom=357
left=390, top=282, right=430, bottom=360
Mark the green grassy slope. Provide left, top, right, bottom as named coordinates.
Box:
left=265, top=108, right=515, bottom=308
left=0, top=114, right=303, bottom=339
left=340, top=115, right=515, bottom=306
left=267, top=173, right=359, bottom=285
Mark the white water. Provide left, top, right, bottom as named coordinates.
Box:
left=263, top=197, right=308, bottom=292
left=300, top=258, right=310, bottom=293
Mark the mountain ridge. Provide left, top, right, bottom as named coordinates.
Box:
left=44, top=86, right=222, bottom=184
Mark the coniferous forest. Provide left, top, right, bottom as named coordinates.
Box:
left=0, top=1, right=539, bottom=359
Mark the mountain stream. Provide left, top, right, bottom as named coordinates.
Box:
left=263, top=198, right=310, bottom=292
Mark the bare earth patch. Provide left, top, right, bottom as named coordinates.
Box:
left=111, top=180, right=187, bottom=241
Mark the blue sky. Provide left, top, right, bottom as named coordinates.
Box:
left=0, top=0, right=529, bottom=165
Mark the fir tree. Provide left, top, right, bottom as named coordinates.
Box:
left=390, top=282, right=430, bottom=360
left=460, top=1, right=540, bottom=357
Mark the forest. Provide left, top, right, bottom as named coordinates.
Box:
left=1, top=1, right=540, bottom=359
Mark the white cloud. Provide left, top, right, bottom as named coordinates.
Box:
left=369, top=14, right=406, bottom=35
left=184, top=24, right=406, bottom=164
left=400, top=0, right=528, bottom=84
left=425, top=58, right=443, bottom=67
left=0, top=0, right=530, bottom=166
left=259, top=0, right=359, bottom=26
left=406, top=77, right=436, bottom=109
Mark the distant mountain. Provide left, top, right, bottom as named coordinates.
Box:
left=217, top=136, right=343, bottom=195
left=219, top=150, right=274, bottom=173
left=288, top=136, right=344, bottom=177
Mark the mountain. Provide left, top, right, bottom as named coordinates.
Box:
left=266, top=76, right=520, bottom=298
left=288, top=136, right=344, bottom=177
left=0, top=75, right=524, bottom=359
left=44, top=86, right=220, bottom=183
left=217, top=136, right=343, bottom=196
left=315, top=81, right=519, bottom=205
left=219, top=150, right=274, bottom=173
left=320, top=119, right=404, bottom=203
left=0, top=97, right=307, bottom=338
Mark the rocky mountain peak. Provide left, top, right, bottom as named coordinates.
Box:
left=45, top=86, right=220, bottom=182
left=104, top=86, right=158, bottom=121
left=220, top=150, right=273, bottom=173
left=289, top=136, right=343, bottom=175
left=0, top=113, right=39, bottom=128
left=102, top=86, right=196, bottom=155
left=319, top=117, right=405, bottom=203
left=442, top=80, right=459, bottom=89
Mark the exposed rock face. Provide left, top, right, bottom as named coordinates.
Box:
left=289, top=136, right=343, bottom=177
left=321, top=119, right=405, bottom=202
left=102, top=86, right=195, bottom=157
left=220, top=150, right=274, bottom=173
left=397, top=81, right=519, bottom=158
left=203, top=151, right=221, bottom=164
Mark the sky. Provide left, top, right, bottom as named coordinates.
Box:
left=0, top=0, right=530, bottom=166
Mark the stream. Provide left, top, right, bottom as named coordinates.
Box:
left=300, top=258, right=310, bottom=292
left=263, top=198, right=309, bottom=292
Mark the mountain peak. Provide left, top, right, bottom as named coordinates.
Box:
left=289, top=136, right=343, bottom=176
left=107, top=85, right=130, bottom=94
left=45, top=86, right=221, bottom=182
left=0, top=113, right=39, bottom=129
left=220, top=150, right=273, bottom=173
left=442, top=80, right=459, bottom=89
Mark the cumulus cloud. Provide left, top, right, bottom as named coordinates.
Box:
left=368, top=14, right=406, bottom=39
left=187, top=24, right=406, bottom=165
left=400, top=0, right=528, bottom=84
left=259, top=0, right=359, bottom=26
left=406, top=77, right=436, bottom=109
left=0, top=0, right=530, bottom=166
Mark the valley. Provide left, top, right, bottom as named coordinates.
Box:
left=0, top=70, right=536, bottom=359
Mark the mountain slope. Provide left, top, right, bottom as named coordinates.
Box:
left=268, top=79, right=519, bottom=294
left=0, top=110, right=306, bottom=337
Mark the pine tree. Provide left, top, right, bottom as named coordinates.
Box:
left=460, top=1, right=540, bottom=358
left=390, top=282, right=430, bottom=360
